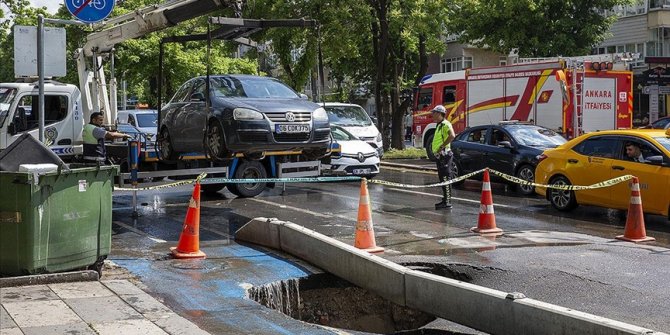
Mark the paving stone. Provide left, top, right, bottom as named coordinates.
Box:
left=0, top=327, right=24, bottom=335
left=65, top=296, right=143, bottom=323
left=153, top=313, right=210, bottom=335
left=91, top=319, right=168, bottom=335
left=101, top=280, right=146, bottom=296
left=49, top=281, right=114, bottom=299
left=0, top=285, right=59, bottom=303
left=1, top=306, right=18, bottom=329
left=3, top=300, right=82, bottom=328
left=118, top=294, right=172, bottom=320
left=21, top=322, right=96, bottom=335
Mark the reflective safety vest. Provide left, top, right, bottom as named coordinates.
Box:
left=82, top=123, right=106, bottom=161
left=432, top=120, right=454, bottom=154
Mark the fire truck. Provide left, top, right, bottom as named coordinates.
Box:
left=413, top=56, right=634, bottom=159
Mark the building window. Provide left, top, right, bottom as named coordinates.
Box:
left=649, top=0, right=670, bottom=9
left=499, top=56, right=507, bottom=66
left=440, top=56, right=474, bottom=73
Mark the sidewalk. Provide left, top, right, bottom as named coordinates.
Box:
left=0, top=280, right=209, bottom=335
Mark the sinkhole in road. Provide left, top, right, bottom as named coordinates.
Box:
left=247, top=273, right=465, bottom=334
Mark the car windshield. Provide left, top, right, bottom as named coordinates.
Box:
left=210, top=76, right=299, bottom=99
left=331, top=126, right=357, bottom=141
left=652, top=118, right=670, bottom=129
left=0, top=88, right=16, bottom=127
left=136, top=113, right=157, bottom=128
left=506, top=125, right=567, bottom=148
left=325, top=105, right=372, bottom=127
left=654, top=137, right=670, bottom=152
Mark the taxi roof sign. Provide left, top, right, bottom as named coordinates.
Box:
left=65, top=0, right=115, bottom=24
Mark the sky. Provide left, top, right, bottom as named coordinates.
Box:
left=29, top=0, right=61, bottom=14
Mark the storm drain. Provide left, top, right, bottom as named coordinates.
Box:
left=248, top=273, right=450, bottom=334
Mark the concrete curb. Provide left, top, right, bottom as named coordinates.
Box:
left=381, top=160, right=437, bottom=171
left=235, top=218, right=668, bottom=335
left=0, top=270, right=99, bottom=288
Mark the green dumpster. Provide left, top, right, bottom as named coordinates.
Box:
left=0, top=165, right=117, bottom=276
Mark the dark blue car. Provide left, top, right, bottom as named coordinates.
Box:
left=452, top=122, right=566, bottom=195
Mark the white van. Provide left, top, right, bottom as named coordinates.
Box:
left=322, top=103, right=383, bottom=157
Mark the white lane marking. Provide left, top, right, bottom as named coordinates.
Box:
left=113, top=221, right=166, bottom=243
left=382, top=187, right=514, bottom=209
left=249, top=198, right=356, bottom=222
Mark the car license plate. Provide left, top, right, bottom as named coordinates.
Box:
left=275, top=124, right=310, bottom=134
left=353, top=168, right=371, bottom=175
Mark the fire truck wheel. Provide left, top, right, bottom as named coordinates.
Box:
left=229, top=160, right=267, bottom=198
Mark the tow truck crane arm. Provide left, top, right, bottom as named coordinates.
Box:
left=76, top=0, right=241, bottom=122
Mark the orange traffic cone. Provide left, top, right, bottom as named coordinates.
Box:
left=616, top=177, right=655, bottom=243
left=471, top=169, right=503, bottom=236
left=171, top=182, right=207, bottom=259
left=354, top=178, right=384, bottom=253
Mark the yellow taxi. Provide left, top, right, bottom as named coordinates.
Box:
left=535, top=129, right=670, bottom=218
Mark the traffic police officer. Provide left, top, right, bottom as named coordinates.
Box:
left=431, top=105, right=455, bottom=210
left=82, top=112, right=131, bottom=163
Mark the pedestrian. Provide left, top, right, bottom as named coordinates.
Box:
left=82, top=112, right=131, bottom=163
left=404, top=111, right=413, bottom=141
left=431, top=105, right=455, bottom=210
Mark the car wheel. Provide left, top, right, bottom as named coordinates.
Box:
left=158, top=128, right=176, bottom=161
left=207, top=120, right=229, bottom=160
left=201, top=183, right=226, bottom=196
left=548, top=175, right=578, bottom=211
left=516, top=164, right=536, bottom=196
left=229, top=160, right=267, bottom=198
left=424, top=131, right=437, bottom=162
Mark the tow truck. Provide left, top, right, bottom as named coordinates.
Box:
left=0, top=0, right=332, bottom=197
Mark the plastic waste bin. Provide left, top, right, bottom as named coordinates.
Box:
left=0, top=165, right=117, bottom=276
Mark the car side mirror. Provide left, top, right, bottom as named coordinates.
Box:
left=299, top=93, right=309, bottom=100
left=498, top=140, right=513, bottom=149
left=8, top=122, right=17, bottom=135
left=190, top=93, right=205, bottom=102
left=371, top=117, right=378, bottom=124
left=646, top=155, right=665, bottom=166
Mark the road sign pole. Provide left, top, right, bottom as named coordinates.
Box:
left=37, top=14, right=45, bottom=143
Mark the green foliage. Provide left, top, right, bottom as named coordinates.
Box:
left=382, top=147, right=428, bottom=159
left=446, top=0, right=633, bottom=57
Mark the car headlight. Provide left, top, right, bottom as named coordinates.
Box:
left=313, top=107, right=329, bottom=122
left=376, top=133, right=382, bottom=142
left=233, top=108, right=264, bottom=120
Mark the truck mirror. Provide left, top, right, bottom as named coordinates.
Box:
left=8, top=122, right=17, bottom=135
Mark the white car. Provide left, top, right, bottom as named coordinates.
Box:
left=326, top=126, right=380, bottom=177
left=115, top=109, right=158, bottom=137
left=323, top=103, right=383, bottom=157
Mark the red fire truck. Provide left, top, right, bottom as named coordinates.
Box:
left=413, top=58, right=633, bottom=158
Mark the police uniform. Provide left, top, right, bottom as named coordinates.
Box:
left=82, top=123, right=108, bottom=163
left=431, top=106, right=455, bottom=209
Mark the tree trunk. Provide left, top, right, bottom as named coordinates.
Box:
left=415, top=34, right=429, bottom=87
left=391, top=57, right=403, bottom=150
left=369, top=0, right=390, bottom=149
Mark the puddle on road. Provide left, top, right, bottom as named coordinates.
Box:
left=247, top=273, right=462, bottom=334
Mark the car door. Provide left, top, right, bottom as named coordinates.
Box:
left=567, top=135, right=618, bottom=205
left=609, top=136, right=669, bottom=213
left=168, top=80, right=194, bottom=152
left=485, top=127, right=515, bottom=175
left=453, top=126, right=489, bottom=173
left=182, top=79, right=208, bottom=152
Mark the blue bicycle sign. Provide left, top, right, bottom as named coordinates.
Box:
left=65, top=0, right=115, bottom=24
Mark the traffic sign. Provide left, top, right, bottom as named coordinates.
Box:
left=65, top=0, right=115, bottom=24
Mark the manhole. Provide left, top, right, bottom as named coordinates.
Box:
left=248, top=273, right=461, bottom=334
left=170, top=260, right=224, bottom=271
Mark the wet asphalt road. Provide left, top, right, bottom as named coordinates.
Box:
left=111, top=165, right=670, bottom=333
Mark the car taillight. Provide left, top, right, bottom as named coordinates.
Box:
left=536, top=154, right=547, bottom=162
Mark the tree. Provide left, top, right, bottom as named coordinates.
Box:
left=446, top=0, right=632, bottom=57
